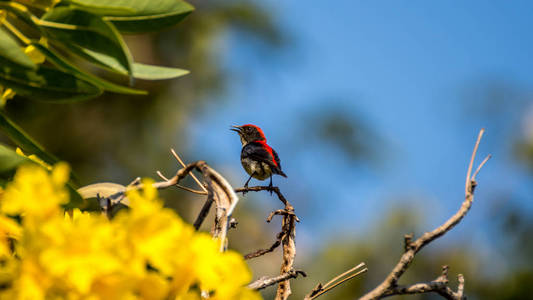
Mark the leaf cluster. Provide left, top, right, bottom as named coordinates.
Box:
left=0, top=0, right=194, bottom=204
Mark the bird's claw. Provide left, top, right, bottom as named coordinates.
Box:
left=242, top=184, right=248, bottom=195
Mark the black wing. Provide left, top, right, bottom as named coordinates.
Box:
left=242, top=142, right=286, bottom=177
left=270, top=148, right=286, bottom=177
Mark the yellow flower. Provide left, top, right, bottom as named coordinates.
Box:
left=38, top=214, right=124, bottom=294
left=137, top=272, right=169, bottom=300
left=117, top=181, right=195, bottom=277
left=0, top=167, right=262, bottom=299
left=1, top=163, right=69, bottom=221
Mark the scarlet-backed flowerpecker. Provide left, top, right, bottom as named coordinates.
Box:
left=231, top=124, right=287, bottom=189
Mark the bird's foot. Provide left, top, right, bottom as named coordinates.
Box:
left=242, top=183, right=249, bottom=195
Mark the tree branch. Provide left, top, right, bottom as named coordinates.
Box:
left=382, top=266, right=465, bottom=300
left=244, top=230, right=283, bottom=260
left=236, top=186, right=299, bottom=300
left=359, top=129, right=490, bottom=300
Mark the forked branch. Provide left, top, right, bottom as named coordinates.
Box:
left=358, top=129, right=490, bottom=300
left=237, top=186, right=299, bottom=300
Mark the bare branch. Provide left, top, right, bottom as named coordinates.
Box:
left=456, top=274, right=465, bottom=298
left=404, top=233, right=414, bottom=252
left=248, top=269, right=307, bottom=291
left=382, top=266, right=465, bottom=299
left=237, top=185, right=299, bottom=300
left=359, top=129, right=489, bottom=300
left=236, top=186, right=290, bottom=207
left=244, top=231, right=283, bottom=260
left=193, top=194, right=214, bottom=230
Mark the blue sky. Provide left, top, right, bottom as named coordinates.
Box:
left=186, top=0, right=533, bottom=251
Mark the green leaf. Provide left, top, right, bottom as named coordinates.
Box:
left=0, top=28, right=36, bottom=69
left=65, top=0, right=194, bottom=33
left=68, top=50, right=189, bottom=80
left=40, top=7, right=134, bottom=78
left=30, top=43, right=147, bottom=95
left=0, top=111, right=59, bottom=166
left=132, top=62, right=189, bottom=80
left=0, top=56, right=102, bottom=102
left=0, top=143, right=31, bottom=175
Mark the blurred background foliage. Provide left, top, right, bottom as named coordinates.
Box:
left=2, top=0, right=533, bottom=299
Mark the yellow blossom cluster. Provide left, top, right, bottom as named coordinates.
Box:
left=0, top=163, right=261, bottom=300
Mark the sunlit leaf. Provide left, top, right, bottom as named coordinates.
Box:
left=30, top=43, right=147, bottom=95
left=69, top=50, right=189, bottom=80
left=0, top=28, right=35, bottom=69
left=40, top=7, right=134, bottom=77
left=65, top=0, right=194, bottom=33
left=132, top=62, right=189, bottom=80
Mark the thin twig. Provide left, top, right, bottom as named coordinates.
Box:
left=171, top=148, right=208, bottom=192
left=236, top=186, right=290, bottom=208
left=157, top=170, right=207, bottom=195
left=305, top=263, right=367, bottom=300
left=244, top=231, right=284, bottom=260
left=310, top=268, right=368, bottom=300
left=325, top=262, right=367, bottom=289
left=472, top=154, right=491, bottom=181
left=465, top=128, right=484, bottom=195
left=156, top=171, right=170, bottom=181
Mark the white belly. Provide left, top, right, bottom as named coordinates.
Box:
left=241, top=158, right=272, bottom=180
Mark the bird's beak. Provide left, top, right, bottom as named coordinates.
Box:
left=230, top=125, right=242, bottom=134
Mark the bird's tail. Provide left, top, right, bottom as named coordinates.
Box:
left=277, top=170, right=287, bottom=178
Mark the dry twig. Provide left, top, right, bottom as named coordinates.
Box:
left=244, top=230, right=283, bottom=260
left=305, top=262, right=368, bottom=300
left=382, top=266, right=465, bottom=300
left=359, top=129, right=490, bottom=300
left=156, top=170, right=206, bottom=195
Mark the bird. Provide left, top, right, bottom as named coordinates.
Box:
left=231, top=124, right=287, bottom=191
